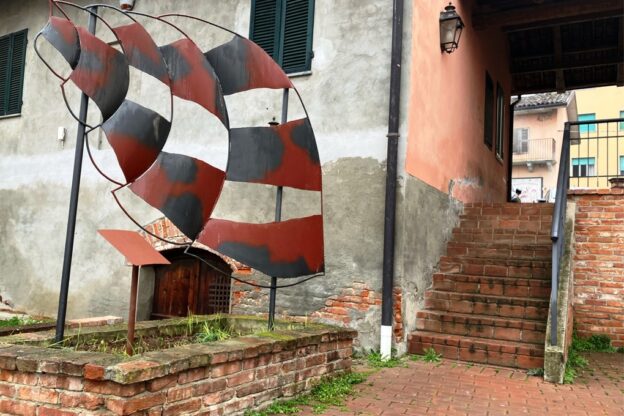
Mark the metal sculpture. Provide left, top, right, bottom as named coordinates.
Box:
left=35, top=1, right=324, bottom=340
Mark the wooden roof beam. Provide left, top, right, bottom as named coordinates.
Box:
left=473, top=0, right=623, bottom=30
left=618, top=17, right=624, bottom=86
left=511, top=55, right=622, bottom=75
left=553, top=25, right=565, bottom=93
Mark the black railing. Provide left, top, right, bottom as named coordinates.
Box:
left=550, top=117, right=624, bottom=346
left=550, top=124, right=570, bottom=346
left=569, top=118, right=624, bottom=188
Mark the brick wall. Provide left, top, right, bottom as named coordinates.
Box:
left=570, top=188, right=624, bottom=347
left=232, top=282, right=404, bottom=345
left=0, top=327, right=355, bottom=415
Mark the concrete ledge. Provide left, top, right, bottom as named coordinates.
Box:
left=544, top=201, right=575, bottom=383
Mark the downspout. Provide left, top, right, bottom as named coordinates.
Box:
left=506, top=95, right=521, bottom=202
left=380, top=0, right=404, bottom=360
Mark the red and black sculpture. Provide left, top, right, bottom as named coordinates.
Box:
left=35, top=1, right=324, bottom=339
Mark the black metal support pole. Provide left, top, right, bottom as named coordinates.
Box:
left=506, top=95, right=521, bottom=202
left=54, top=6, right=98, bottom=343
left=380, top=0, right=403, bottom=358
left=268, top=88, right=289, bottom=330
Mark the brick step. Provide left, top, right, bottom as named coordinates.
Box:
left=424, top=290, right=549, bottom=320
left=461, top=204, right=553, bottom=216
left=415, top=310, right=546, bottom=344
left=455, top=220, right=552, bottom=234
left=407, top=331, right=544, bottom=369
left=445, top=244, right=551, bottom=261
left=450, top=230, right=552, bottom=244
left=439, top=256, right=551, bottom=279
left=432, top=273, right=551, bottom=298
left=464, top=202, right=553, bottom=210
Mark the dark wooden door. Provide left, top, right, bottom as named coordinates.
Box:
left=151, top=251, right=231, bottom=319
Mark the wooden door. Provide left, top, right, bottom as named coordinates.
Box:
left=151, top=251, right=231, bottom=319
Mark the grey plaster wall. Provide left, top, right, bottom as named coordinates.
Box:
left=0, top=0, right=463, bottom=351
left=394, top=175, right=463, bottom=353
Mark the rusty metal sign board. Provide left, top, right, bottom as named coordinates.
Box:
left=98, top=229, right=170, bottom=266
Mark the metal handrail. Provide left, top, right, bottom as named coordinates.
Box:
left=549, top=123, right=570, bottom=346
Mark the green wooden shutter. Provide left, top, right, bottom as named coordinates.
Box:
left=0, top=30, right=27, bottom=116
left=282, top=0, right=314, bottom=73
left=250, top=0, right=281, bottom=61
left=0, top=36, right=10, bottom=116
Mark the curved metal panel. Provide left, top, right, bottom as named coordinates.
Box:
left=112, top=22, right=170, bottom=86
left=102, top=100, right=171, bottom=183
left=196, top=215, right=324, bottom=278
left=204, top=36, right=292, bottom=95
left=159, top=39, right=228, bottom=127
left=70, top=27, right=129, bottom=120
left=41, top=16, right=80, bottom=68
left=129, top=152, right=225, bottom=240
left=226, top=118, right=321, bottom=191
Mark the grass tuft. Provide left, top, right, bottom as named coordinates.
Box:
left=195, top=321, right=231, bottom=343
left=366, top=350, right=404, bottom=368
left=410, top=347, right=442, bottom=363
left=244, top=372, right=366, bottom=416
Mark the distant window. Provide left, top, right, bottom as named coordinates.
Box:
left=572, top=157, right=595, bottom=177
left=250, top=0, right=315, bottom=74
left=484, top=72, right=494, bottom=149
left=0, top=29, right=28, bottom=116
left=495, top=83, right=505, bottom=159
left=578, top=113, right=596, bottom=134
left=620, top=156, right=624, bottom=175
left=513, top=128, right=528, bottom=154
left=619, top=110, right=624, bottom=130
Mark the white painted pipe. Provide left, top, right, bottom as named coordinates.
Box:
left=380, top=325, right=392, bottom=360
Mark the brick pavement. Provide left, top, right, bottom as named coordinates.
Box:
left=301, top=352, right=623, bottom=416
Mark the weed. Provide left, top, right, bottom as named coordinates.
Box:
left=0, top=316, right=45, bottom=328
left=244, top=372, right=365, bottom=416
left=366, top=350, right=403, bottom=368
left=572, top=334, right=616, bottom=353
left=564, top=333, right=615, bottom=384
left=422, top=348, right=442, bottom=363
left=195, top=321, right=231, bottom=343
left=527, top=368, right=544, bottom=377
left=564, top=348, right=589, bottom=384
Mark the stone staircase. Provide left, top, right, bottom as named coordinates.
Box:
left=408, top=202, right=553, bottom=369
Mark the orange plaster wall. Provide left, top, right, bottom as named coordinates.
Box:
left=406, top=0, right=512, bottom=203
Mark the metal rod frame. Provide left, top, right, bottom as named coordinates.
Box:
left=126, top=265, right=139, bottom=355
left=268, top=88, right=289, bottom=331
left=54, top=6, right=98, bottom=343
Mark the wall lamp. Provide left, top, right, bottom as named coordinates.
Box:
left=440, top=2, right=464, bottom=53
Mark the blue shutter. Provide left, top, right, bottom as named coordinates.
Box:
left=578, top=113, right=596, bottom=134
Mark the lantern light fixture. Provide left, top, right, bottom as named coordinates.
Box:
left=439, top=2, right=464, bottom=54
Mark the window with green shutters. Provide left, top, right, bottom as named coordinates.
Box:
left=0, top=29, right=28, bottom=117
left=250, top=0, right=314, bottom=74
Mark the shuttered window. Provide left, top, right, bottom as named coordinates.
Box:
left=484, top=72, right=494, bottom=149
left=513, top=128, right=529, bottom=154
left=250, top=0, right=314, bottom=74
left=0, top=30, right=27, bottom=116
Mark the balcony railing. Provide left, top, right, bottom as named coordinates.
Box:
left=513, top=138, right=556, bottom=165
left=568, top=118, right=624, bottom=188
